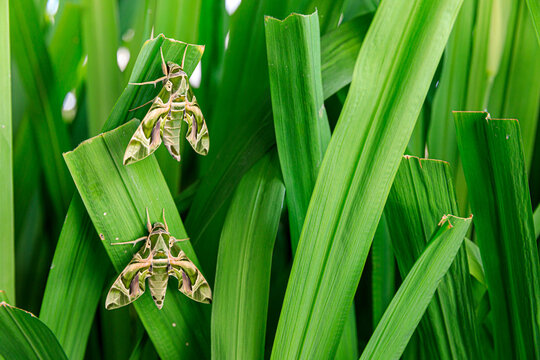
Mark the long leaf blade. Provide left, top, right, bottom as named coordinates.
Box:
left=211, top=152, right=285, bottom=359
left=0, top=0, right=14, bottom=304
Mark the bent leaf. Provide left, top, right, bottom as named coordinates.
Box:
left=360, top=215, right=472, bottom=360
left=0, top=300, right=68, bottom=360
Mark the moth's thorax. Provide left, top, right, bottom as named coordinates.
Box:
left=149, top=224, right=171, bottom=258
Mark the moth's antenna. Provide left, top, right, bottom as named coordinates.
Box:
left=162, top=209, right=168, bottom=232
left=160, top=47, right=168, bottom=77
left=181, top=44, right=188, bottom=69
left=146, top=208, right=152, bottom=232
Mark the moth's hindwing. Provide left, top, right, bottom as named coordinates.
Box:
left=105, top=248, right=152, bottom=310
left=169, top=245, right=212, bottom=304
left=184, top=91, right=209, bottom=156
left=123, top=95, right=169, bottom=165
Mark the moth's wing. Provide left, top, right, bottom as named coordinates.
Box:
left=169, top=249, right=212, bottom=304
left=123, top=96, right=169, bottom=165
left=184, top=91, right=209, bottom=156
left=105, top=254, right=152, bottom=310
left=162, top=101, right=185, bottom=161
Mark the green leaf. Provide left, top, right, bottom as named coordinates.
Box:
left=9, top=0, right=73, bottom=219
left=0, top=0, right=14, bottom=304
left=0, top=300, right=68, bottom=360
left=271, top=0, right=464, bottom=357
left=64, top=119, right=211, bottom=359
left=525, top=0, right=540, bottom=43
left=534, top=203, right=540, bottom=240
left=83, top=0, right=122, bottom=136
left=360, top=215, right=472, bottom=360
left=211, top=152, right=285, bottom=359
left=39, top=36, right=204, bottom=360
left=49, top=3, right=84, bottom=98
left=428, top=0, right=474, bottom=168
left=454, top=111, right=540, bottom=359
left=39, top=199, right=108, bottom=360
left=265, top=12, right=358, bottom=357
left=487, top=1, right=540, bottom=170
left=321, top=14, right=372, bottom=99
left=265, top=11, right=330, bottom=250
left=384, top=156, right=480, bottom=359
left=371, top=214, right=395, bottom=328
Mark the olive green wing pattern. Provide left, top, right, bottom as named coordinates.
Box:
left=184, top=90, right=209, bottom=156
left=105, top=252, right=152, bottom=310
left=169, top=250, right=212, bottom=304
left=123, top=96, right=169, bottom=165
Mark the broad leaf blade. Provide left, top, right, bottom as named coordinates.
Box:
left=265, top=11, right=330, bottom=250
left=64, top=120, right=211, bottom=360
left=454, top=111, right=540, bottom=359
left=360, top=215, right=472, bottom=360
left=211, top=152, right=285, bottom=359
left=271, top=0, right=464, bottom=357
left=0, top=301, right=68, bottom=360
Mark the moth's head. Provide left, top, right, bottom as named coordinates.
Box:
left=152, top=222, right=167, bottom=231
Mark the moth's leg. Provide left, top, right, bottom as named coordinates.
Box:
left=128, top=75, right=167, bottom=87
left=162, top=209, right=168, bottom=232
left=129, top=96, right=157, bottom=112
left=181, top=44, right=188, bottom=69
left=146, top=208, right=152, bottom=232
left=169, top=236, right=189, bottom=247
left=111, top=236, right=147, bottom=246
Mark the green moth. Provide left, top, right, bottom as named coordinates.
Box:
left=106, top=209, right=212, bottom=310
left=123, top=46, right=209, bottom=165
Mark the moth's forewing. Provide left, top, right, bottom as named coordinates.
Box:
left=123, top=95, right=169, bottom=165
left=169, top=247, right=212, bottom=304
left=184, top=92, right=209, bottom=156
left=105, top=251, right=152, bottom=310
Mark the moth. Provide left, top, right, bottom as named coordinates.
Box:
left=106, top=209, right=212, bottom=310
left=123, top=46, right=209, bottom=165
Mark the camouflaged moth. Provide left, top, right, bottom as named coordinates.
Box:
left=123, top=46, right=209, bottom=165
left=106, top=209, right=212, bottom=310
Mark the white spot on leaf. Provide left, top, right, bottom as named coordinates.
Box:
left=172, top=322, right=176, bottom=327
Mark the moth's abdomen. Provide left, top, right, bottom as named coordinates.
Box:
left=162, top=114, right=182, bottom=161
left=148, top=266, right=169, bottom=309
